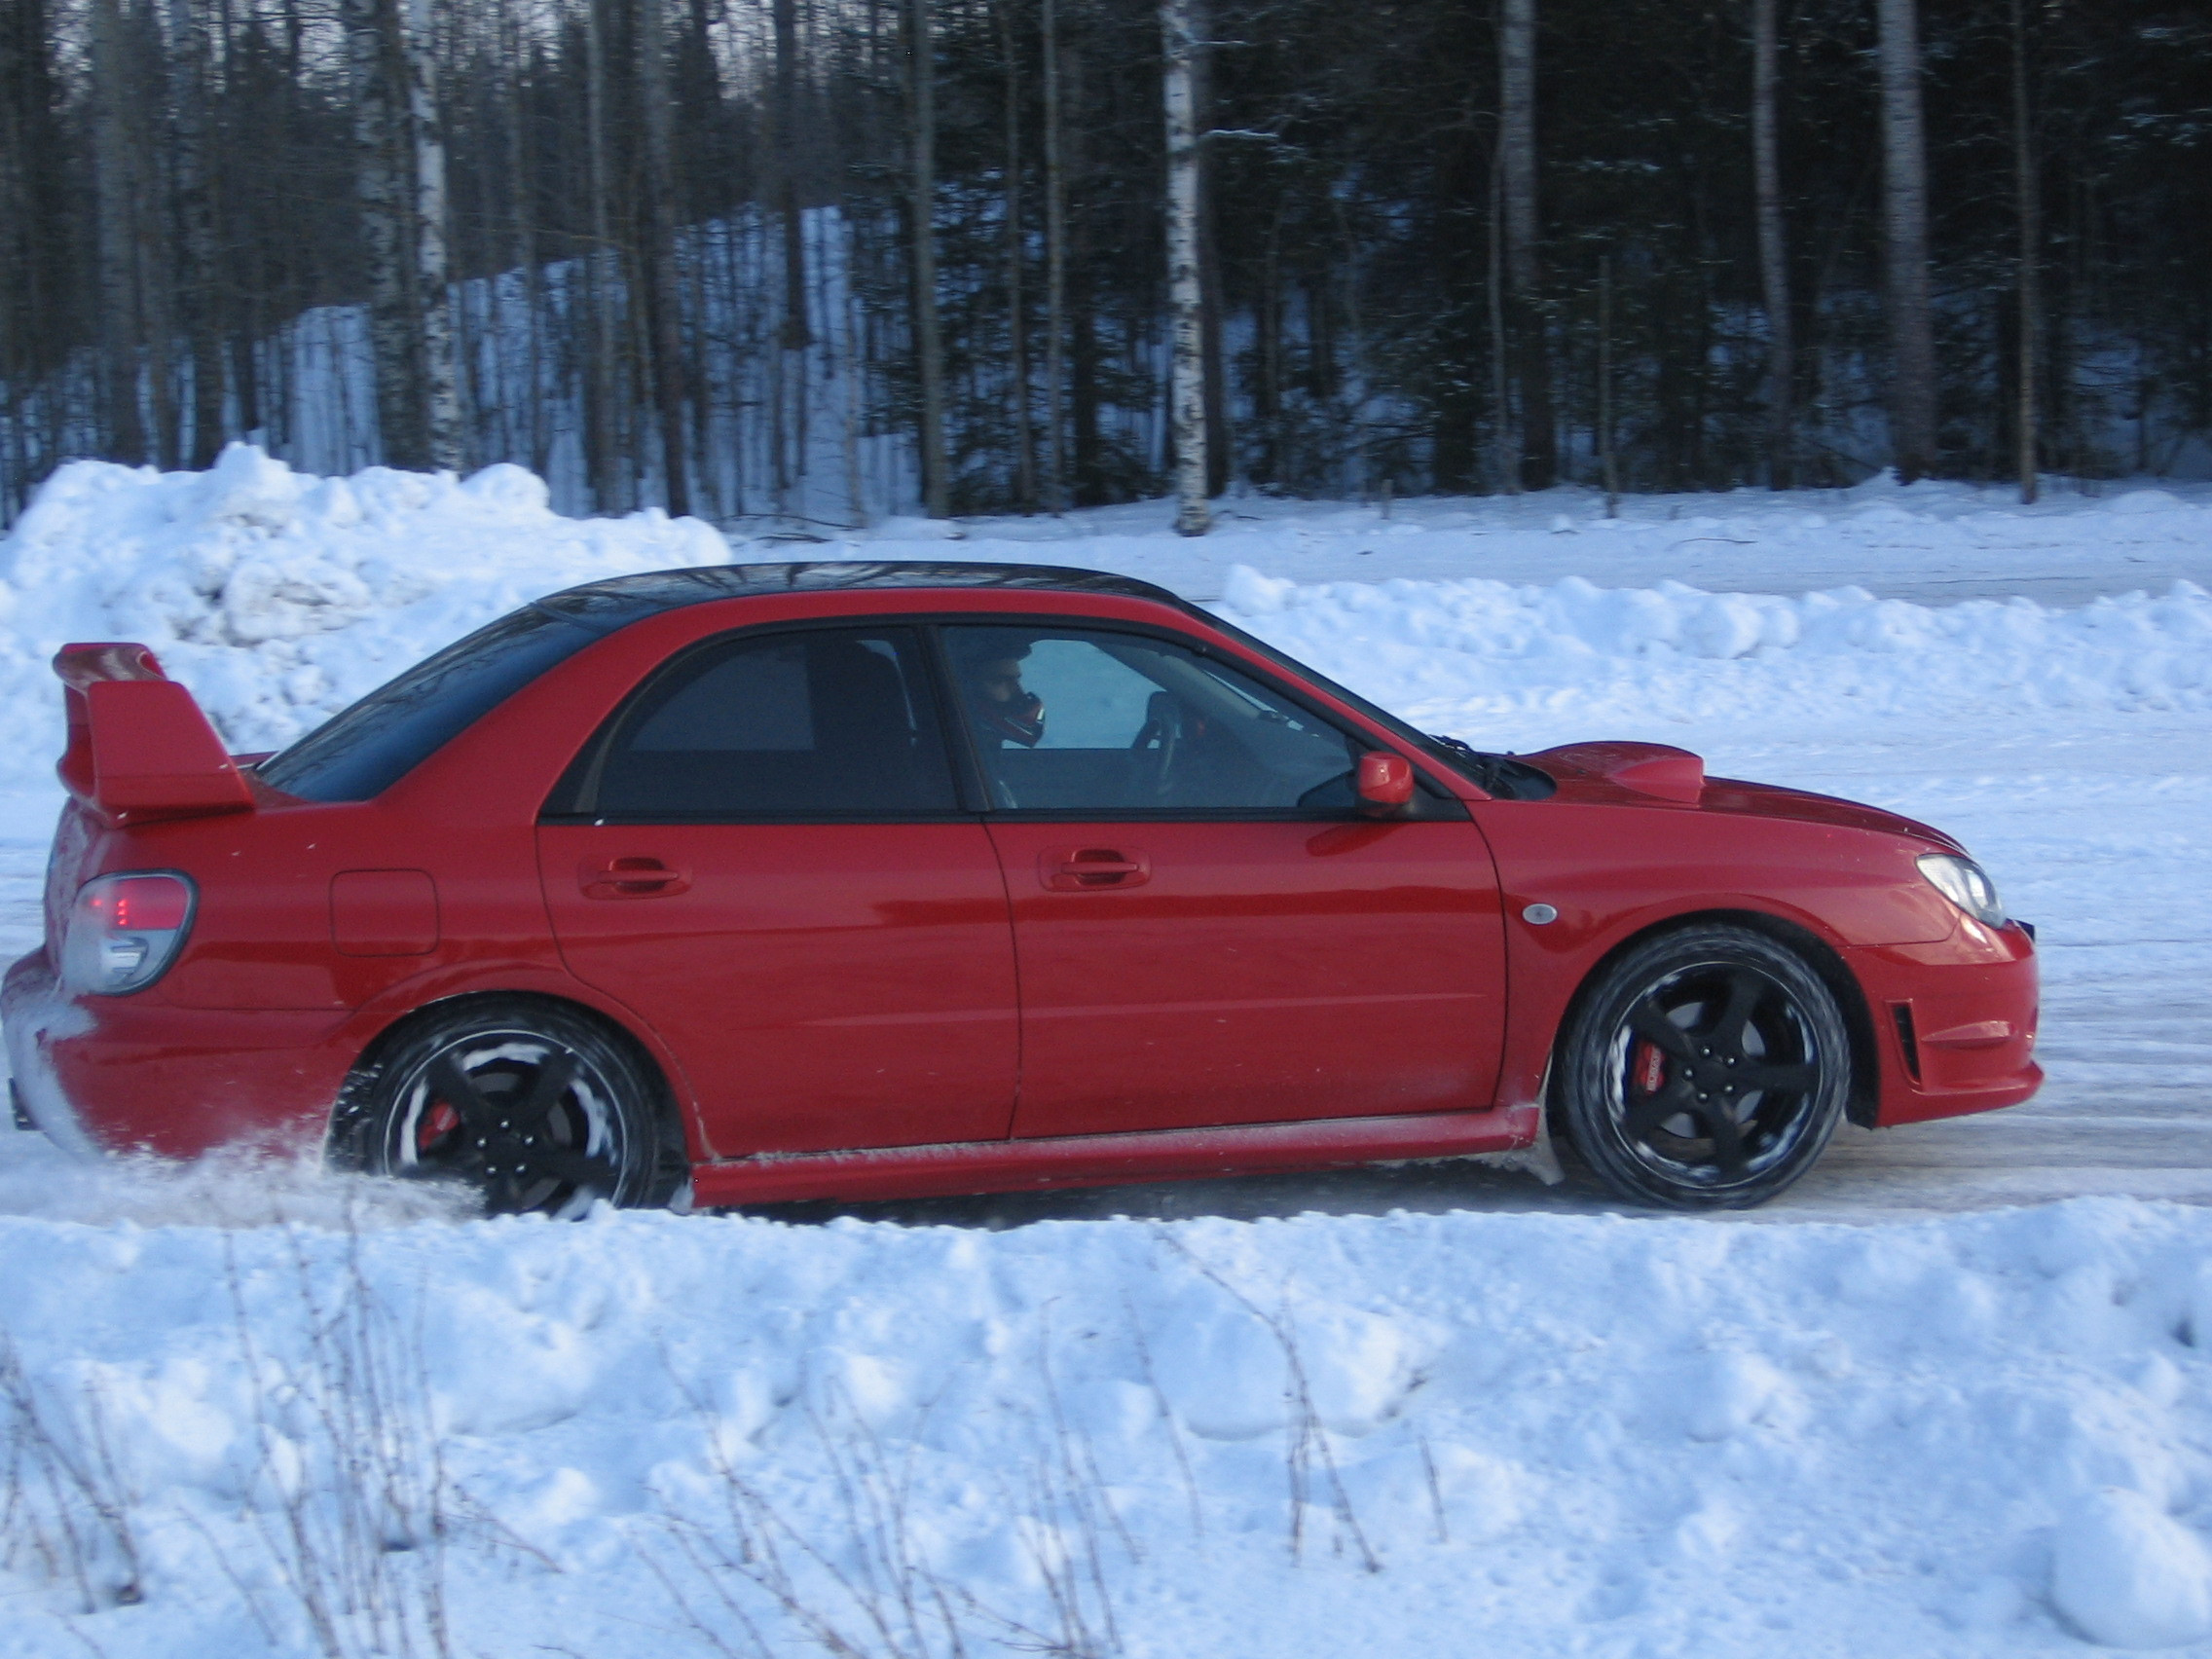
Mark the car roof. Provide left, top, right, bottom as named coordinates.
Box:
left=534, top=559, right=1186, bottom=633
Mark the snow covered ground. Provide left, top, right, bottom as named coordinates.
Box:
left=0, top=452, right=2209, bottom=1655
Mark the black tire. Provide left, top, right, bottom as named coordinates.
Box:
left=1555, top=924, right=1851, bottom=1210
left=331, top=997, right=669, bottom=1217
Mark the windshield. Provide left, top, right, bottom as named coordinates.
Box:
left=257, top=605, right=608, bottom=803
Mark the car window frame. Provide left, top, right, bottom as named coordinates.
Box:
left=539, top=618, right=978, bottom=826
left=923, top=615, right=1467, bottom=824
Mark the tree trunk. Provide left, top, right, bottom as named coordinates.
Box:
left=91, top=0, right=148, bottom=463
left=1876, top=0, right=1936, bottom=482
left=1162, top=0, right=1209, bottom=535
left=401, top=0, right=460, bottom=469
left=167, top=0, right=226, bottom=468
left=344, top=0, right=456, bottom=471
left=1487, top=140, right=1516, bottom=494
left=1497, top=0, right=1554, bottom=490
left=905, top=0, right=950, bottom=518
left=581, top=0, right=622, bottom=509
left=996, top=0, right=1035, bottom=511
left=1041, top=0, right=1067, bottom=511
left=774, top=0, right=811, bottom=353
left=1751, top=0, right=1793, bottom=489
left=2009, top=0, right=2040, bottom=504
left=639, top=0, right=690, bottom=515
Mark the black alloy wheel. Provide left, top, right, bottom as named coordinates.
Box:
left=333, top=998, right=667, bottom=1217
left=1556, top=924, right=1851, bottom=1209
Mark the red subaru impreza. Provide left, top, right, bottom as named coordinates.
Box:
left=2, top=562, right=2040, bottom=1212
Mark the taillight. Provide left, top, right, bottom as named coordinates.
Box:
left=61, top=871, right=196, bottom=995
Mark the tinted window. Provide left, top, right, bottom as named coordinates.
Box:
left=571, top=627, right=957, bottom=819
left=259, top=605, right=607, bottom=803
left=941, top=625, right=1363, bottom=813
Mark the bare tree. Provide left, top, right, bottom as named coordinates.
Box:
left=1751, top=0, right=1792, bottom=489
left=1163, top=0, right=1208, bottom=535
left=996, top=0, right=1036, bottom=510
left=343, top=0, right=460, bottom=471
left=1041, top=0, right=1068, bottom=512
left=1876, top=0, right=1936, bottom=482
left=1497, top=0, right=1553, bottom=490
left=91, top=0, right=150, bottom=464
left=906, top=0, right=950, bottom=518
left=639, top=0, right=691, bottom=514
left=2009, top=0, right=2040, bottom=504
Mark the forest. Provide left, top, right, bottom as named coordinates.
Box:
left=0, top=0, right=2207, bottom=530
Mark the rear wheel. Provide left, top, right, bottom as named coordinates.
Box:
left=1556, top=925, right=1851, bottom=1209
left=333, top=999, right=668, bottom=1217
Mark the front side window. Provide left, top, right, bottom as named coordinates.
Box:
left=562, top=626, right=958, bottom=820
left=940, top=625, right=1365, bottom=813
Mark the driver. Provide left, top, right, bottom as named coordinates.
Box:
left=956, top=638, right=1046, bottom=748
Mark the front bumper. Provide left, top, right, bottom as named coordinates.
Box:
left=1847, top=916, right=2042, bottom=1126
left=2, top=947, right=353, bottom=1158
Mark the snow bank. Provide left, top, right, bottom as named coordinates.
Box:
left=0, top=445, right=728, bottom=772
left=1218, top=565, right=2212, bottom=740
left=8, top=1198, right=2212, bottom=1655
left=4, top=450, right=2210, bottom=796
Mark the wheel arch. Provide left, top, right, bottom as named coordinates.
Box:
left=1542, top=906, right=1882, bottom=1132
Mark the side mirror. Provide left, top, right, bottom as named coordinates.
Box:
left=1355, top=751, right=1416, bottom=817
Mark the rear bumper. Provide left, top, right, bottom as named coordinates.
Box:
left=2, top=948, right=351, bottom=1158
left=1847, top=919, right=2042, bottom=1126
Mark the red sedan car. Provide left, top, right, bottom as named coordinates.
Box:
left=2, top=561, right=2040, bottom=1212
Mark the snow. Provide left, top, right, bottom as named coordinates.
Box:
left=0, top=450, right=2209, bottom=1655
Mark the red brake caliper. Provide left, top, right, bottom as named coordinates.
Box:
left=1631, top=1040, right=1668, bottom=1096
left=418, top=1100, right=462, bottom=1152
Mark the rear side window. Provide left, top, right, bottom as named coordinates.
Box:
left=259, top=606, right=606, bottom=803
left=557, top=626, right=959, bottom=820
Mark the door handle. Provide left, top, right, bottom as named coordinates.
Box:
left=1040, top=847, right=1152, bottom=891
left=579, top=856, right=691, bottom=899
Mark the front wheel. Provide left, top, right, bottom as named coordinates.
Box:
left=1555, top=925, right=1852, bottom=1210
left=332, top=998, right=669, bottom=1217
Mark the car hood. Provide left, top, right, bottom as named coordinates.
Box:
left=1524, top=741, right=1964, bottom=852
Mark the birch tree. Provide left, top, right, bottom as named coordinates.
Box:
left=1875, top=0, right=1936, bottom=483
left=1163, top=0, right=1209, bottom=535
left=343, top=0, right=460, bottom=471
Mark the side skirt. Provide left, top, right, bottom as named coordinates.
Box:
left=688, top=1103, right=1542, bottom=1207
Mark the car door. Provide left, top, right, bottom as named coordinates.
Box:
left=940, top=622, right=1508, bottom=1140
left=537, top=622, right=1018, bottom=1159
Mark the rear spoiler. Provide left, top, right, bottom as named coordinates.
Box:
left=54, top=643, right=254, bottom=827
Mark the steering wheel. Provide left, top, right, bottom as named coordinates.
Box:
left=1130, top=691, right=1185, bottom=799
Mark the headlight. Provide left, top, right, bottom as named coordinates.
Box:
left=1916, top=854, right=2006, bottom=928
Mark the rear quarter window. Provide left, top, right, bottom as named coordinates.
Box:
left=257, top=606, right=607, bottom=803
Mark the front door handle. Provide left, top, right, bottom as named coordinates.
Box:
left=579, top=856, right=692, bottom=899
left=1040, top=847, right=1152, bottom=891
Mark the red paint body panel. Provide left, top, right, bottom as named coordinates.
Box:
left=2, top=567, right=2044, bottom=1200
left=537, top=821, right=1018, bottom=1156
left=987, top=817, right=1506, bottom=1137
left=688, top=1103, right=1543, bottom=1206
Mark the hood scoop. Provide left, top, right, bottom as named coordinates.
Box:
left=1527, top=741, right=1706, bottom=804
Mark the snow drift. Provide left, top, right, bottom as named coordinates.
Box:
left=2, top=448, right=2208, bottom=794
left=8, top=1198, right=2212, bottom=1655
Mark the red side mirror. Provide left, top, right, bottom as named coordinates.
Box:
left=1356, top=751, right=1416, bottom=816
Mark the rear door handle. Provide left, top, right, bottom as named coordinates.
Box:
left=1039, top=847, right=1152, bottom=891
left=579, top=856, right=691, bottom=899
